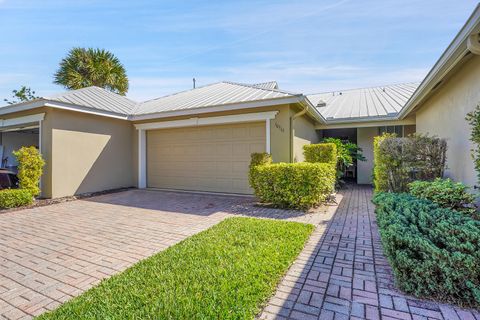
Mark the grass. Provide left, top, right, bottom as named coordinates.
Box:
left=38, top=217, right=314, bottom=319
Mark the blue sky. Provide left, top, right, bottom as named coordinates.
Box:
left=0, top=0, right=478, bottom=102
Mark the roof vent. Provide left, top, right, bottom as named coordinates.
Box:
left=316, top=101, right=326, bottom=108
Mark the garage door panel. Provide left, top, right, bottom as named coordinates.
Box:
left=147, top=122, right=265, bottom=194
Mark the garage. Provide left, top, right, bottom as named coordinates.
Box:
left=146, top=122, right=266, bottom=194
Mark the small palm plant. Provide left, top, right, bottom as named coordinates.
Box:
left=53, top=47, right=129, bottom=95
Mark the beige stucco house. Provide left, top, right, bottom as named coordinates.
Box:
left=1, top=5, right=479, bottom=198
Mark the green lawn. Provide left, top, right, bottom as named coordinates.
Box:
left=38, top=217, right=314, bottom=319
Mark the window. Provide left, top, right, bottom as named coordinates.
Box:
left=378, top=125, right=404, bottom=137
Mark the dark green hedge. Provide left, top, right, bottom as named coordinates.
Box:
left=372, top=192, right=480, bottom=307
left=0, top=189, right=33, bottom=209
left=409, top=178, right=477, bottom=215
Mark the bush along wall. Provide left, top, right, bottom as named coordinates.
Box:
left=372, top=192, right=480, bottom=308
left=0, top=189, right=33, bottom=209
left=373, top=134, right=447, bottom=192
left=409, top=178, right=477, bottom=216
left=13, top=146, right=45, bottom=197
left=249, top=144, right=337, bottom=209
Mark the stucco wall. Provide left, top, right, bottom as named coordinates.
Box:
left=293, top=113, right=320, bottom=162
left=357, top=127, right=377, bottom=184
left=415, top=55, right=480, bottom=188
left=48, top=109, right=134, bottom=198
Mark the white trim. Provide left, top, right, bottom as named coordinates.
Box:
left=0, top=100, right=128, bottom=120
left=266, top=119, right=271, bottom=153
left=316, top=117, right=416, bottom=129
left=138, top=129, right=146, bottom=188
left=130, top=97, right=297, bottom=121
left=0, top=113, right=45, bottom=128
left=134, top=111, right=278, bottom=130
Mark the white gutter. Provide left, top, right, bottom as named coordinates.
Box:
left=0, top=99, right=129, bottom=120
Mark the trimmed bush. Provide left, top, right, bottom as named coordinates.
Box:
left=373, top=133, right=395, bottom=192
left=372, top=192, right=480, bottom=307
left=249, top=152, right=272, bottom=168
left=373, top=134, right=447, bottom=192
left=303, top=143, right=337, bottom=166
left=13, top=146, right=45, bottom=197
left=409, top=178, right=477, bottom=215
left=250, top=162, right=335, bottom=209
left=0, top=189, right=33, bottom=209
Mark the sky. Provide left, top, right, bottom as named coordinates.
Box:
left=0, top=0, right=478, bottom=102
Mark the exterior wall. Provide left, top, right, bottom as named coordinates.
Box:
left=356, top=127, right=377, bottom=184
left=292, top=112, right=320, bottom=162
left=48, top=109, right=134, bottom=198
left=415, top=55, right=480, bottom=188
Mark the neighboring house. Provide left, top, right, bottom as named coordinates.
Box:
left=1, top=5, right=479, bottom=198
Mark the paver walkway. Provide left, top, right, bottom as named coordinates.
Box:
left=0, top=188, right=331, bottom=319
left=259, top=185, right=480, bottom=320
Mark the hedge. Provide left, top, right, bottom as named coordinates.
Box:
left=13, top=146, right=45, bottom=197
left=303, top=143, right=337, bottom=166
left=250, top=162, right=335, bottom=209
left=409, top=178, right=477, bottom=215
left=373, top=134, right=447, bottom=192
left=373, top=133, right=394, bottom=192
left=372, top=192, right=480, bottom=307
left=0, top=189, right=33, bottom=209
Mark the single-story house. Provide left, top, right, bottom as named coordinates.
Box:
left=1, top=5, right=479, bottom=198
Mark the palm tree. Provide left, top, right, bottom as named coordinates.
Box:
left=53, top=48, right=129, bottom=95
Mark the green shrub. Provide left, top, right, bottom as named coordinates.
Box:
left=249, top=152, right=272, bottom=168
left=0, top=189, right=33, bottom=209
left=303, top=143, right=337, bottom=165
left=373, top=133, right=395, bottom=192
left=409, top=178, right=477, bottom=215
left=372, top=192, right=480, bottom=307
left=250, top=162, right=335, bottom=209
left=13, top=146, right=45, bottom=197
left=466, top=104, right=480, bottom=185
left=373, top=133, right=447, bottom=192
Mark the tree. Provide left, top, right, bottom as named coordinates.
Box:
left=53, top=47, right=129, bottom=95
left=4, top=86, right=39, bottom=104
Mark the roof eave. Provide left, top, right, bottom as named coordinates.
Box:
left=0, top=99, right=129, bottom=120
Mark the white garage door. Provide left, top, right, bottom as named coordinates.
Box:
left=146, top=122, right=266, bottom=194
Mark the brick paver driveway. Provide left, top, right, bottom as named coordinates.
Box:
left=259, top=185, right=480, bottom=320
left=0, top=189, right=331, bottom=319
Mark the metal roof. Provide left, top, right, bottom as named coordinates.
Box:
left=134, top=81, right=297, bottom=115
left=252, top=81, right=279, bottom=90
left=307, top=82, right=420, bottom=121
left=45, top=86, right=137, bottom=115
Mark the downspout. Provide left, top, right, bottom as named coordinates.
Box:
left=290, top=103, right=308, bottom=162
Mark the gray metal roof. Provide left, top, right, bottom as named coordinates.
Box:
left=252, top=81, right=279, bottom=90
left=45, top=86, right=137, bottom=115
left=307, top=82, right=420, bottom=121
left=134, top=81, right=297, bottom=115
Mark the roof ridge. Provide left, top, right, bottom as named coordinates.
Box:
left=307, top=81, right=421, bottom=96
left=222, top=81, right=300, bottom=96
left=138, top=81, right=224, bottom=104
